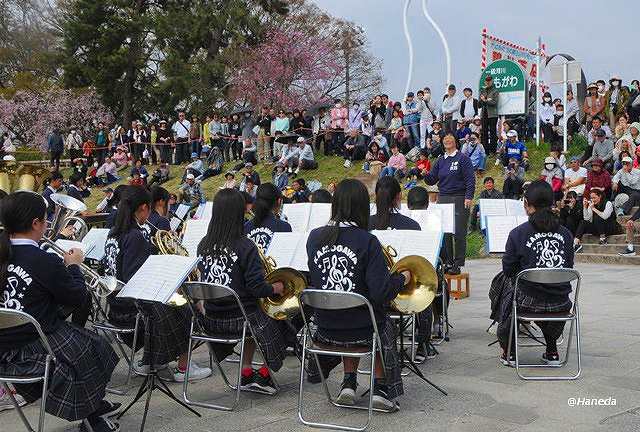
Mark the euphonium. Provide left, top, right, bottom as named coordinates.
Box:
left=256, top=245, right=307, bottom=320
left=149, top=224, right=192, bottom=307
left=382, top=245, right=438, bottom=314
left=42, top=237, right=117, bottom=297
left=47, top=193, right=89, bottom=241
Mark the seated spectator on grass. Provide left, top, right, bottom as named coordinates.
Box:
left=501, top=130, right=529, bottom=170
left=67, top=172, right=91, bottom=203
left=310, top=188, right=332, bottom=203
left=363, top=140, right=387, bottom=175
left=469, top=115, right=482, bottom=135
left=407, top=186, right=429, bottom=210
left=243, top=177, right=257, bottom=198
left=583, top=128, right=614, bottom=171
left=179, top=173, right=205, bottom=208
left=379, top=144, right=407, bottom=179
left=613, top=140, right=635, bottom=172
left=461, top=132, right=486, bottom=172
left=96, top=157, right=120, bottom=184
left=612, top=156, right=640, bottom=216
left=343, top=129, right=367, bottom=168
left=540, top=156, right=565, bottom=202
left=291, top=137, right=317, bottom=173
left=372, top=131, right=389, bottom=157
left=455, top=120, right=471, bottom=144
left=240, top=137, right=257, bottom=167
left=198, top=150, right=225, bottom=181
left=503, top=157, right=525, bottom=199
left=278, top=141, right=299, bottom=173
left=273, top=164, right=288, bottom=191
left=129, top=171, right=144, bottom=186
left=550, top=144, right=566, bottom=170
left=574, top=188, right=620, bottom=251
left=220, top=172, right=237, bottom=189
left=112, top=147, right=128, bottom=168
left=584, top=158, right=612, bottom=197
left=563, top=156, right=587, bottom=198
left=290, top=178, right=309, bottom=203
left=470, top=176, right=504, bottom=231
left=148, top=162, right=170, bottom=187
left=185, top=152, right=204, bottom=178
left=240, top=162, right=261, bottom=189
left=130, top=159, right=148, bottom=184
left=405, top=148, right=431, bottom=189
left=559, top=191, right=583, bottom=236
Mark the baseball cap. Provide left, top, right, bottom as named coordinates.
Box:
left=296, top=137, right=305, bottom=143
left=622, top=156, right=633, bottom=164
left=244, top=162, right=253, bottom=168
left=591, top=158, right=603, bottom=166
left=407, top=92, right=414, bottom=97
left=191, top=152, right=198, bottom=158
left=544, top=156, right=556, bottom=164
left=506, top=130, right=518, bottom=138
left=595, top=128, right=606, bottom=137
left=570, top=156, right=580, bottom=162
left=186, top=173, right=195, bottom=180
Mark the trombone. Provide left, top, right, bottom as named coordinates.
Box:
left=41, top=237, right=118, bottom=298
left=382, top=245, right=438, bottom=314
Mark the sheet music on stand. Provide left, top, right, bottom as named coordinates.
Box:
left=181, top=219, right=210, bottom=257
left=371, top=229, right=443, bottom=267
left=398, top=206, right=443, bottom=232
left=479, top=199, right=527, bottom=230
left=193, top=201, right=213, bottom=222
left=117, top=255, right=199, bottom=304
left=485, top=215, right=529, bottom=253
left=82, top=228, right=110, bottom=261
left=265, top=232, right=310, bottom=271
left=170, top=204, right=191, bottom=231
left=50, top=239, right=96, bottom=256
left=426, top=203, right=455, bottom=233
left=281, top=203, right=331, bottom=232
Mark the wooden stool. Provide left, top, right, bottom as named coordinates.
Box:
left=445, top=273, right=470, bottom=299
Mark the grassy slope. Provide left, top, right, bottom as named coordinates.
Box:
left=64, top=140, right=583, bottom=258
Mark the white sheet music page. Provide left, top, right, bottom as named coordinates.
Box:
left=181, top=219, right=210, bottom=257
left=479, top=199, right=507, bottom=229
left=505, top=199, right=527, bottom=216
left=429, top=204, right=455, bottom=233
left=266, top=232, right=309, bottom=271
left=372, top=230, right=442, bottom=266
left=195, top=201, right=213, bottom=223
left=175, top=204, right=190, bottom=220
left=83, top=228, right=110, bottom=260
left=282, top=203, right=312, bottom=232
left=307, top=203, right=332, bottom=231
left=52, top=239, right=95, bottom=255
left=117, top=255, right=199, bottom=303
left=486, top=216, right=518, bottom=253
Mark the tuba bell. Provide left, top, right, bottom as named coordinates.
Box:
left=15, top=164, right=50, bottom=192
left=256, top=244, right=307, bottom=321
left=47, top=193, right=89, bottom=241
left=382, top=245, right=438, bottom=314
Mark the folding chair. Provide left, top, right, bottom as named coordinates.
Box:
left=91, top=280, right=141, bottom=395
left=297, top=289, right=387, bottom=432
left=507, top=268, right=582, bottom=381
left=181, top=282, right=279, bottom=412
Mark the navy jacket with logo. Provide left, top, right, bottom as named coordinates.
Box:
left=243, top=213, right=292, bottom=251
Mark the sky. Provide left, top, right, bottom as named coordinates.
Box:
left=312, top=0, right=637, bottom=100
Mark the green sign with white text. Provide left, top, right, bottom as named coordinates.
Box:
left=479, top=59, right=527, bottom=115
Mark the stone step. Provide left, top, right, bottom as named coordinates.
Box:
left=574, top=252, right=640, bottom=265
left=581, top=234, right=639, bottom=245
left=579, top=243, right=639, bottom=255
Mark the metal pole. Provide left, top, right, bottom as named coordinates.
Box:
left=536, top=36, right=541, bottom=147
left=563, top=62, right=568, bottom=153
left=345, top=34, right=350, bottom=107
left=422, top=0, right=451, bottom=88
left=402, top=0, right=414, bottom=97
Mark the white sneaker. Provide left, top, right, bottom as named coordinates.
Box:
left=343, top=159, right=350, bottom=168
left=0, top=390, right=26, bottom=412
left=133, top=360, right=168, bottom=376
left=173, top=362, right=212, bottom=382
left=294, top=168, right=299, bottom=175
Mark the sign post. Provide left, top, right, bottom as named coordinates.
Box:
left=479, top=59, right=527, bottom=116
left=550, top=61, right=582, bottom=153
left=536, top=37, right=541, bottom=147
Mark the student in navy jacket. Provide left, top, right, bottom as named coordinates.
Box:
left=42, top=171, right=64, bottom=220
left=244, top=183, right=292, bottom=252
left=0, top=191, right=120, bottom=432
left=369, top=176, right=420, bottom=230
left=104, top=186, right=211, bottom=382
left=66, top=172, right=91, bottom=203
left=306, top=179, right=410, bottom=412
left=495, top=180, right=575, bottom=366
left=424, top=133, right=476, bottom=274
left=146, top=186, right=172, bottom=237
left=197, top=188, right=290, bottom=394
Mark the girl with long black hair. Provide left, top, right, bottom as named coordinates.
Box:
left=494, top=180, right=575, bottom=366
left=243, top=183, right=291, bottom=252
left=196, top=188, right=289, bottom=394
left=0, top=192, right=120, bottom=432
left=369, top=176, right=420, bottom=230
left=146, top=185, right=171, bottom=237
left=305, top=179, right=410, bottom=412
left=103, top=186, right=211, bottom=382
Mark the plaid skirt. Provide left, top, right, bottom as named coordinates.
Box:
left=309, top=318, right=403, bottom=400
left=199, top=308, right=289, bottom=372
left=137, top=302, right=192, bottom=366
left=0, top=323, right=118, bottom=421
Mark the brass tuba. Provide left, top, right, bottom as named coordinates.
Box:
left=382, top=245, right=438, bottom=314
left=0, top=162, right=17, bottom=194
left=256, top=246, right=307, bottom=321
left=15, top=164, right=50, bottom=192
left=48, top=193, right=89, bottom=241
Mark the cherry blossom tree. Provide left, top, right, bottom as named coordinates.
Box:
left=230, top=29, right=345, bottom=109
left=0, top=88, right=113, bottom=149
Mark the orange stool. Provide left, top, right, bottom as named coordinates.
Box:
left=445, top=273, right=470, bottom=299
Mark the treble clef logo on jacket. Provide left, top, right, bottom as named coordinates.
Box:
left=315, top=246, right=358, bottom=293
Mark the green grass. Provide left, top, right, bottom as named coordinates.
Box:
left=61, top=138, right=580, bottom=258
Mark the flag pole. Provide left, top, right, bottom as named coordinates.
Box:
left=536, top=36, right=542, bottom=147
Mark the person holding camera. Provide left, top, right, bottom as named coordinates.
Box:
left=559, top=191, right=583, bottom=236
left=574, top=188, right=619, bottom=252
left=503, top=157, right=526, bottom=199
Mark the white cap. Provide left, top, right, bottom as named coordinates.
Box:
left=297, top=136, right=305, bottom=143
left=544, top=156, right=556, bottom=164
left=186, top=173, right=195, bottom=180
left=622, top=156, right=633, bottom=164
left=506, top=130, right=518, bottom=138
left=2, top=155, right=15, bottom=161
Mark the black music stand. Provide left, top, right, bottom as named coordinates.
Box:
left=117, top=302, right=200, bottom=432
left=395, top=312, right=447, bottom=396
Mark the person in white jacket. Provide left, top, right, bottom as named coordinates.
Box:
left=441, top=84, right=462, bottom=134
left=417, top=89, right=437, bottom=148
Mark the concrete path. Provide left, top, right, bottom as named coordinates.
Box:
left=3, top=259, right=640, bottom=431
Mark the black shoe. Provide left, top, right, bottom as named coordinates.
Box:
left=447, top=265, right=461, bottom=275
left=372, top=384, right=399, bottom=412
left=619, top=246, right=636, bottom=256
left=574, top=243, right=583, bottom=253
left=82, top=417, right=120, bottom=432
left=414, top=345, right=427, bottom=363
left=336, top=374, right=357, bottom=406
left=426, top=344, right=437, bottom=359
left=92, top=401, right=121, bottom=418
left=599, top=236, right=607, bottom=245
left=542, top=351, right=561, bottom=365
left=241, top=369, right=276, bottom=394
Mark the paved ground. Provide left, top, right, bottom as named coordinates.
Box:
left=3, top=259, right=640, bottom=432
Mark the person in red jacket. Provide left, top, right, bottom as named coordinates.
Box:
left=584, top=158, right=612, bottom=197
